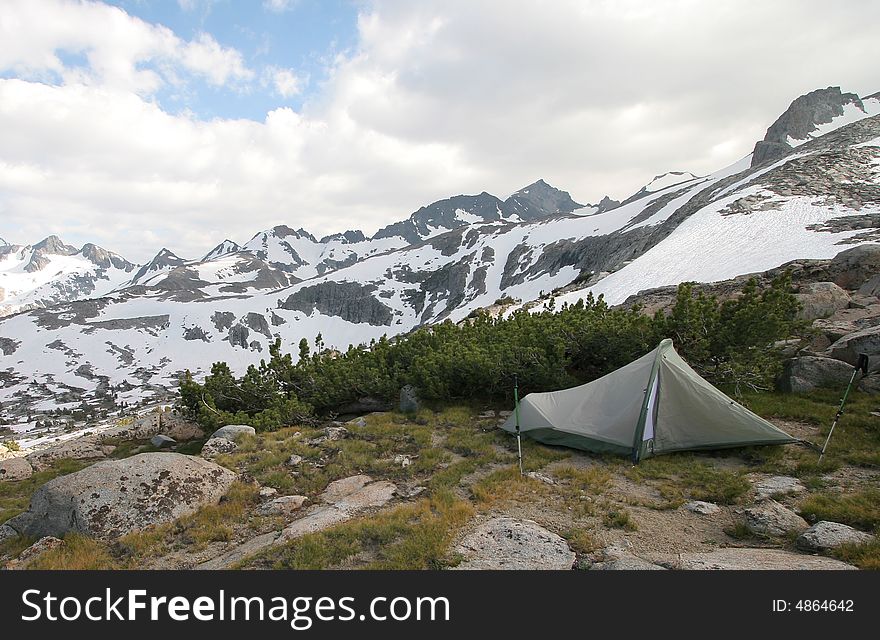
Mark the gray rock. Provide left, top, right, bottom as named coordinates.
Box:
left=320, top=475, right=373, bottom=503
left=453, top=517, right=576, bottom=570
left=160, top=413, right=205, bottom=441
left=754, top=476, right=807, bottom=500
left=0, top=523, right=18, bottom=543
left=858, top=273, right=880, bottom=297
left=348, top=417, right=367, bottom=428
left=399, top=385, right=421, bottom=413
left=150, top=435, right=176, bottom=449
left=286, top=454, right=304, bottom=467
left=778, top=355, right=857, bottom=393
left=258, top=486, right=278, bottom=499
left=324, top=426, right=348, bottom=441
left=592, top=555, right=667, bottom=570
left=4, top=453, right=236, bottom=540
left=743, top=500, right=809, bottom=537
left=680, top=548, right=856, bottom=570
left=210, top=424, right=256, bottom=441
left=526, top=471, right=556, bottom=485
left=257, top=495, right=308, bottom=517
left=795, top=282, right=851, bottom=321
left=200, top=437, right=238, bottom=459
left=5, top=536, right=63, bottom=570
left=796, top=521, right=875, bottom=552
left=279, top=481, right=397, bottom=541
left=827, top=324, right=880, bottom=367
left=393, top=454, right=413, bottom=468
left=685, top=501, right=720, bottom=515
left=0, top=457, right=34, bottom=481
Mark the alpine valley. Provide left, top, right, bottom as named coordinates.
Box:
left=1, top=86, right=879, bottom=421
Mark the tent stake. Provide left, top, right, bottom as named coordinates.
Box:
left=514, top=374, right=524, bottom=476
left=819, top=353, right=869, bottom=463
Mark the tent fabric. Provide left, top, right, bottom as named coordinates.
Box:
left=501, top=339, right=796, bottom=461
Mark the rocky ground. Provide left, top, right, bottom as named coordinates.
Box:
left=0, top=396, right=877, bottom=571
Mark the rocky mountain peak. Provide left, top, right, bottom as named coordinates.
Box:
left=596, top=196, right=621, bottom=214
left=203, top=239, right=242, bottom=261
left=504, top=179, right=584, bottom=221
left=752, top=86, right=878, bottom=166
left=319, top=230, right=367, bottom=244
left=80, top=243, right=135, bottom=272
left=32, top=235, right=78, bottom=256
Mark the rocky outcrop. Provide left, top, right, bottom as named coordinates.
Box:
left=280, top=281, right=393, bottom=326
left=4, top=453, right=236, bottom=540
left=200, top=437, right=238, bottom=459
left=453, top=517, right=576, bottom=570
left=210, top=425, right=256, bottom=441
left=777, top=356, right=856, bottom=394
left=796, top=521, right=875, bottom=552
left=753, top=476, right=806, bottom=500
left=826, top=325, right=880, bottom=366
left=743, top=500, right=809, bottom=537
left=679, top=548, right=856, bottom=570
left=0, top=457, right=33, bottom=481
left=751, top=87, right=867, bottom=166
left=795, top=282, right=851, bottom=321
left=399, top=385, right=421, bottom=413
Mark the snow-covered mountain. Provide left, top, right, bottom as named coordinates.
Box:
left=0, top=236, right=136, bottom=317
left=1, top=86, right=878, bottom=417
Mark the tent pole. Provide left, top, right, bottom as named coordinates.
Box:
left=819, top=354, right=868, bottom=463
left=514, top=374, right=524, bottom=476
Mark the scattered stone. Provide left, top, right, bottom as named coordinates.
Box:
left=454, top=518, right=576, bottom=570
left=478, top=410, right=496, bottom=419
left=150, top=434, right=176, bottom=449
left=680, top=548, right=856, bottom=570
left=526, top=471, right=556, bottom=485
left=348, top=417, right=367, bottom=428
left=592, top=555, right=667, bottom=570
left=5, top=536, right=63, bottom=570
left=743, top=500, right=809, bottom=537
left=395, top=485, right=426, bottom=499
left=684, top=501, right=720, bottom=515
left=4, top=453, right=237, bottom=540
left=399, top=385, right=421, bottom=413
left=796, top=521, right=875, bottom=552
left=602, top=540, right=634, bottom=559
left=795, top=282, right=851, bottom=321
left=210, top=425, right=256, bottom=441
left=754, top=476, right=807, bottom=500
left=0, top=457, right=34, bottom=481
left=258, top=487, right=278, bottom=499
left=498, top=411, right=513, bottom=418
left=325, top=426, right=349, bottom=441
left=257, top=495, right=308, bottom=517
left=286, top=454, right=304, bottom=467
left=200, top=437, right=238, bottom=459
left=393, top=454, right=413, bottom=468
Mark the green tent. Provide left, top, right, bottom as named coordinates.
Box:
left=501, top=339, right=796, bottom=462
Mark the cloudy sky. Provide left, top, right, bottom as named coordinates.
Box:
left=0, top=0, right=878, bottom=263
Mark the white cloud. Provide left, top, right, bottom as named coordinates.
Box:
left=263, top=66, right=305, bottom=98
left=0, top=0, right=252, bottom=94
left=0, top=0, right=879, bottom=264
left=263, top=0, right=298, bottom=13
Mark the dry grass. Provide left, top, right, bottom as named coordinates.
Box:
left=28, top=535, right=119, bottom=570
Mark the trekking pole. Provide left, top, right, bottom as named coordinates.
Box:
left=514, top=374, right=524, bottom=476
left=819, top=353, right=869, bottom=463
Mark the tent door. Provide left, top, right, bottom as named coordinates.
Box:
left=642, top=373, right=660, bottom=449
